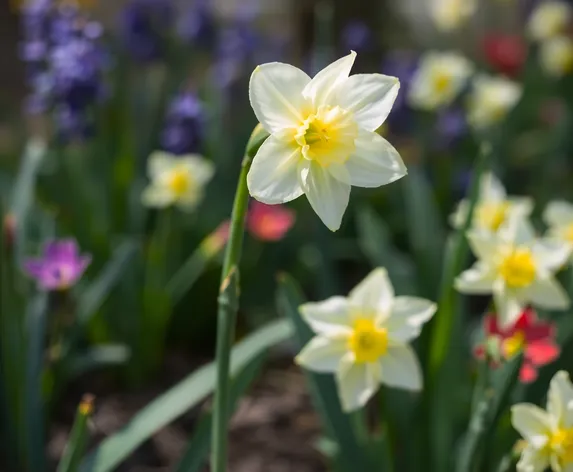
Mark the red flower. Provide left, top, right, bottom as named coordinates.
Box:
left=474, top=308, right=560, bottom=383
left=482, top=34, right=527, bottom=78
left=246, top=202, right=295, bottom=242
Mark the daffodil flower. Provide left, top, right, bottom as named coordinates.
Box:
left=450, top=172, right=532, bottom=234
left=455, top=215, right=570, bottom=327
left=295, top=268, right=436, bottom=411
left=430, top=0, right=477, bottom=32
left=540, top=36, right=573, bottom=78
left=467, top=74, right=522, bottom=130
left=528, top=0, right=572, bottom=42
left=142, top=151, right=214, bottom=211
left=511, top=370, right=573, bottom=471
left=408, top=51, right=473, bottom=110
left=544, top=200, right=573, bottom=263
left=247, top=51, right=407, bottom=231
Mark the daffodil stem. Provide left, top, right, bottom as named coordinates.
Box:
left=210, top=154, right=252, bottom=472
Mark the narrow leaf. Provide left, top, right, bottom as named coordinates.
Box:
left=57, top=394, right=95, bottom=472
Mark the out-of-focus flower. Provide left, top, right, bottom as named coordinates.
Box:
left=247, top=201, right=295, bottom=241
left=142, top=151, right=214, bottom=211
left=474, top=309, right=559, bottom=383
left=511, top=371, right=573, bottom=471
left=161, top=92, right=204, bottom=155
left=178, top=0, right=217, bottom=50
left=247, top=52, right=406, bottom=231
left=543, top=200, right=573, bottom=262
left=450, top=172, right=532, bottom=234
left=119, top=0, right=174, bottom=62
left=296, top=268, right=435, bottom=411
left=482, top=34, right=527, bottom=77
left=436, top=107, right=467, bottom=147
left=3, top=214, right=16, bottom=248
left=528, top=0, right=572, bottom=41
left=430, top=0, right=477, bottom=32
left=23, top=239, right=91, bottom=290
left=467, top=74, right=522, bottom=130
left=408, top=51, right=473, bottom=110
left=341, top=21, right=372, bottom=53
left=455, top=215, right=570, bottom=327
left=540, top=35, right=573, bottom=77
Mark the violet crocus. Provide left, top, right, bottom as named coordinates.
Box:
left=24, top=239, right=91, bottom=291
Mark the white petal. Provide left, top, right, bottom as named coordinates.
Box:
left=148, top=151, right=175, bottom=179
left=247, top=131, right=304, bottom=204
left=547, top=371, right=573, bottom=428
left=450, top=200, right=468, bottom=229
left=181, top=155, right=215, bottom=184
left=295, top=335, right=347, bottom=373
left=299, top=161, right=350, bottom=231
left=467, top=231, right=499, bottom=261
left=386, top=297, right=437, bottom=342
left=335, top=73, right=400, bottom=131
left=544, top=200, right=573, bottom=227
left=335, top=353, right=379, bottom=412
left=516, top=445, right=550, bottom=472
left=509, top=197, right=534, bottom=217
left=494, top=282, right=524, bottom=328
left=479, top=172, right=506, bottom=201
left=454, top=263, right=495, bottom=294
left=511, top=404, right=551, bottom=449
left=348, top=268, right=394, bottom=317
left=533, top=239, right=572, bottom=271
left=249, top=62, right=311, bottom=133
left=141, top=185, right=174, bottom=208
left=379, top=344, right=423, bottom=391
left=527, top=276, right=570, bottom=310
left=303, top=51, right=356, bottom=107
left=176, top=190, right=201, bottom=212
left=299, top=296, right=352, bottom=335
left=344, top=129, right=407, bottom=188
left=502, top=214, right=537, bottom=245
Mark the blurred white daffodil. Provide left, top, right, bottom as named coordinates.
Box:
left=430, top=0, right=477, bottom=32
left=540, top=36, right=573, bottom=77
left=528, top=0, right=572, bottom=42
left=408, top=51, right=473, bottom=110
left=296, top=268, right=436, bottom=412
left=467, top=74, right=522, bottom=130
left=455, top=215, right=570, bottom=327
left=451, top=172, right=532, bottom=234
left=511, top=370, right=573, bottom=472
left=142, top=151, right=214, bottom=211
left=247, top=51, right=407, bottom=231
left=544, top=200, right=573, bottom=261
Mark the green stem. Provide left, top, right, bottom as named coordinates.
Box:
left=210, top=154, right=253, bottom=472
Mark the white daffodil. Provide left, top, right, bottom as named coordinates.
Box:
left=511, top=370, right=573, bottom=472
left=455, top=214, right=570, bottom=327
left=247, top=52, right=407, bottom=231
left=544, top=200, right=573, bottom=263
left=141, top=151, right=214, bottom=211
left=450, top=172, right=533, bottom=235
left=528, top=1, right=572, bottom=42
left=540, top=36, right=573, bottom=77
left=467, top=74, right=522, bottom=130
left=408, top=51, right=473, bottom=110
left=295, top=268, right=436, bottom=412
left=430, top=0, right=477, bottom=32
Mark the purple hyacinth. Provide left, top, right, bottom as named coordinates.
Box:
left=178, top=0, right=217, bottom=51
left=436, top=108, right=467, bottom=148
left=160, top=92, right=204, bottom=155
left=342, top=21, right=372, bottom=53
left=24, top=239, right=91, bottom=291
left=119, top=0, right=174, bottom=62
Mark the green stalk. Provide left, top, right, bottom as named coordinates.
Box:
left=210, top=125, right=268, bottom=472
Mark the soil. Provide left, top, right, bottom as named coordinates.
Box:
left=48, top=354, right=327, bottom=472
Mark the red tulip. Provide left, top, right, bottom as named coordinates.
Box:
left=247, top=202, right=295, bottom=242
left=483, top=34, right=527, bottom=78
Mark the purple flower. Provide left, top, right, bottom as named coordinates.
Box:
left=23, top=239, right=91, bottom=291
left=342, top=21, right=372, bottom=53
left=436, top=108, right=467, bottom=148
left=160, top=92, right=204, bottom=155
left=178, top=0, right=217, bottom=50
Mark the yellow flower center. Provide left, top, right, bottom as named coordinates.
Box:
left=550, top=428, right=573, bottom=465
left=168, top=169, right=192, bottom=196
left=295, top=106, right=358, bottom=167
left=564, top=223, right=573, bottom=243
left=498, top=247, right=537, bottom=288
left=502, top=331, right=525, bottom=358
left=476, top=201, right=510, bottom=232
left=433, top=71, right=452, bottom=94
left=348, top=318, right=388, bottom=364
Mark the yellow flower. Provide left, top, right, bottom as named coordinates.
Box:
left=528, top=1, right=572, bottom=42
left=430, top=0, right=477, bottom=32
left=540, top=36, right=573, bottom=77
left=247, top=52, right=407, bottom=231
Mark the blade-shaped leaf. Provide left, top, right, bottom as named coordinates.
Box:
left=57, top=395, right=95, bottom=472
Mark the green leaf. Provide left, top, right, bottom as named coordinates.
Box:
left=276, top=274, right=373, bottom=472
left=79, top=318, right=293, bottom=472
left=65, top=345, right=130, bottom=379
left=57, top=395, right=95, bottom=472
left=174, top=353, right=266, bottom=472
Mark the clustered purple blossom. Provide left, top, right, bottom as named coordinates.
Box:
left=178, top=0, right=217, bottom=51
left=160, top=92, right=204, bottom=155
left=23, top=239, right=91, bottom=291
left=20, top=0, right=107, bottom=141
